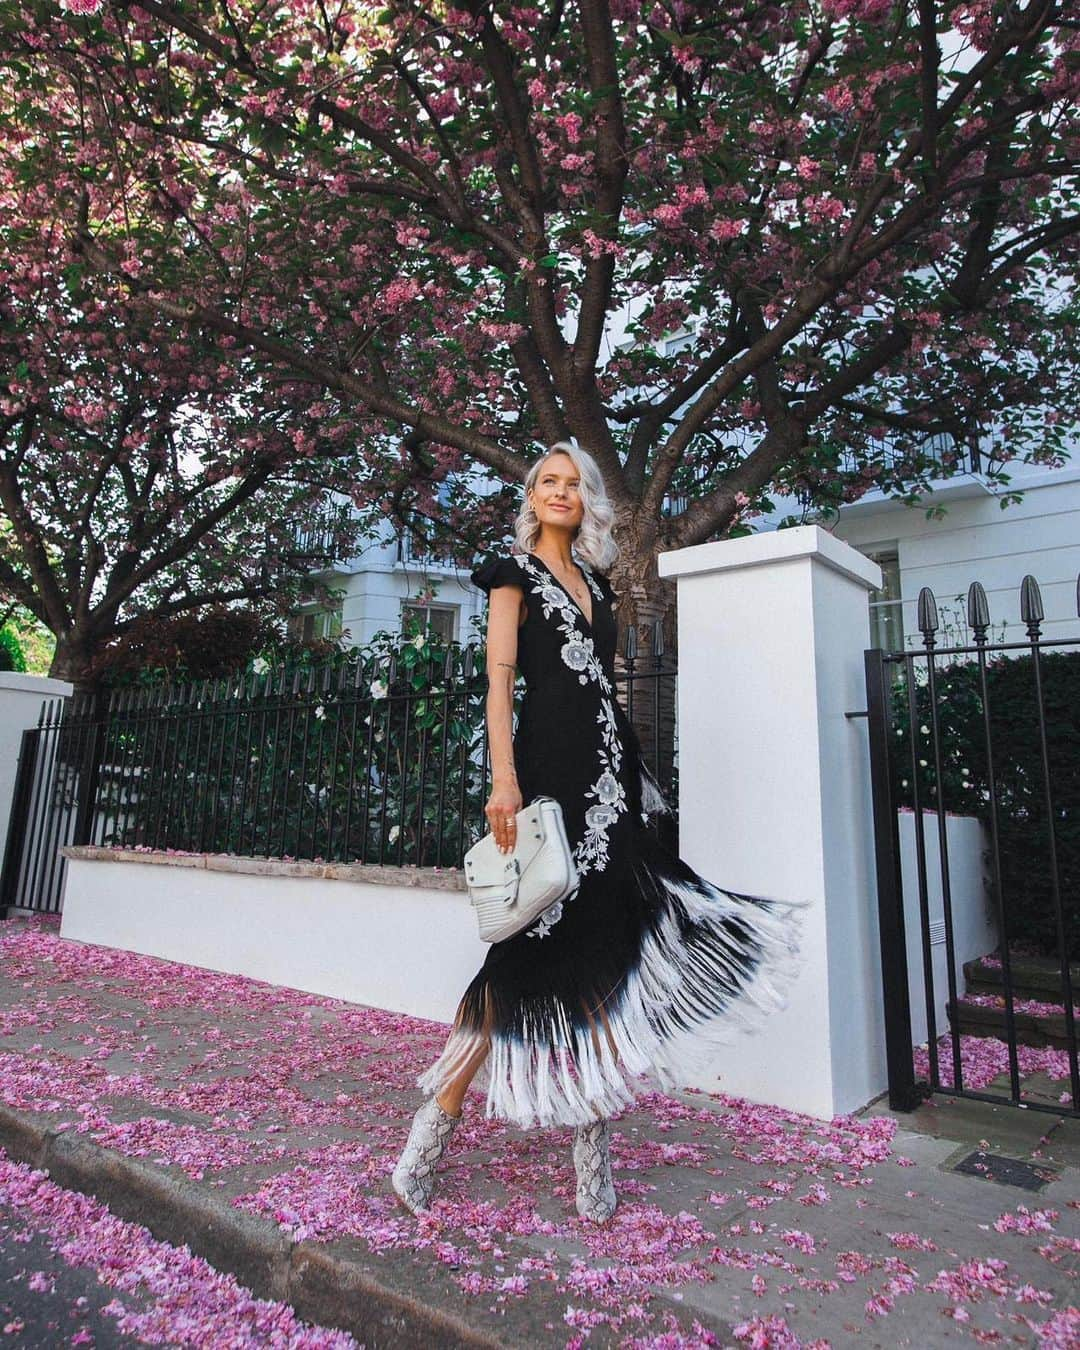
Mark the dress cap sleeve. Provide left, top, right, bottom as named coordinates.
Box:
left=470, top=555, right=524, bottom=595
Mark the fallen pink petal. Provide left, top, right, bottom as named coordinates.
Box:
left=0, top=919, right=1076, bottom=1346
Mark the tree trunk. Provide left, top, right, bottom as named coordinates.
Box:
left=49, top=633, right=103, bottom=698
left=608, top=520, right=679, bottom=821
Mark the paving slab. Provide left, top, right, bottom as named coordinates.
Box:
left=1, top=918, right=1077, bottom=1348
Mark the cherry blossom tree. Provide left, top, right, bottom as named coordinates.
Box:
left=8, top=0, right=1079, bottom=648
left=0, top=70, right=385, bottom=685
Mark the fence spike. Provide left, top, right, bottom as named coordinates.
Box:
left=624, top=621, right=638, bottom=661
left=966, top=581, right=990, bottom=644
left=462, top=646, right=475, bottom=679
left=1020, top=574, right=1044, bottom=638
left=386, top=653, right=397, bottom=685
left=653, top=618, right=665, bottom=661
left=1075, top=571, right=1079, bottom=620
left=916, top=587, right=939, bottom=646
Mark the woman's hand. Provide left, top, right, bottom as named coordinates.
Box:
left=486, top=780, right=523, bottom=854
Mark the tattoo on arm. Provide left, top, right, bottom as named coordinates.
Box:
left=496, top=662, right=516, bottom=670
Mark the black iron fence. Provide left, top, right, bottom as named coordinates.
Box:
left=866, top=573, right=1080, bottom=1119
left=2, top=630, right=677, bottom=916
left=0, top=692, right=104, bottom=916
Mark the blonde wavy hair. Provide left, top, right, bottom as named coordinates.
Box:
left=512, top=441, right=620, bottom=573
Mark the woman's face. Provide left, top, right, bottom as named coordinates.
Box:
left=529, top=454, right=584, bottom=532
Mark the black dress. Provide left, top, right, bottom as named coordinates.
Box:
left=417, top=550, right=801, bottom=1128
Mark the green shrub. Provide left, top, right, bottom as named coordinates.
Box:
left=0, top=626, right=27, bottom=672
left=892, top=650, right=1080, bottom=958
left=95, top=628, right=492, bottom=869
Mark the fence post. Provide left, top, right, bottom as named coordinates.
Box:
left=864, top=647, right=920, bottom=1110
left=0, top=729, right=39, bottom=917
left=72, top=692, right=107, bottom=847
left=658, top=526, right=885, bottom=1119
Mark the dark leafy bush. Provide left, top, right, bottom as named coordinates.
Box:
left=892, top=650, right=1080, bottom=958
left=89, top=608, right=289, bottom=686
left=94, top=629, right=492, bottom=868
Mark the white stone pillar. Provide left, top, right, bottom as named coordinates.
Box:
left=0, top=674, right=72, bottom=874
left=658, top=526, right=884, bottom=1120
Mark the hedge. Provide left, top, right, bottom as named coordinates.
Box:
left=0, top=627, right=27, bottom=673
left=892, top=650, right=1080, bottom=959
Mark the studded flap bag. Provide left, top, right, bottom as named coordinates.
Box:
left=463, top=795, right=578, bottom=943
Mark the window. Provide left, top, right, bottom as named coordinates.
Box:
left=287, top=601, right=343, bottom=643
left=402, top=604, right=456, bottom=642
left=864, top=549, right=904, bottom=652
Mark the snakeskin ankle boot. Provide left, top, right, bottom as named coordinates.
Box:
left=573, top=1118, right=617, bottom=1223
left=391, top=1096, right=460, bottom=1215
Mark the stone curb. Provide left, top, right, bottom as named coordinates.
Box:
left=0, top=1102, right=501, bottom=1349
left=61, top=845, right=468, bottom=893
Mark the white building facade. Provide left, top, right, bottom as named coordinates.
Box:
left=806, top=459, right=1080, bottom=651
left=290, top=512, right=488, bottom=652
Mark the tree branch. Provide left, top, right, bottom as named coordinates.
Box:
left=572, top=0, right=628, bottom=377
left=74, top=228, right=531, bottom=482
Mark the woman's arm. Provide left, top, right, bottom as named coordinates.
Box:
left=484, top=583, right=525, bottom=852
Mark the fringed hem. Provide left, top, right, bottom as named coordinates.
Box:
left=639, top=763, right=673, bottom=818
left=418, top=869, right=806, bottom=1130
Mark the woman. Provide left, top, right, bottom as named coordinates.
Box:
left=392, top=442, right=801, bottom=1223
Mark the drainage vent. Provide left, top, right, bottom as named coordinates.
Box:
left=948, top=1150, right=1059, bottom=1192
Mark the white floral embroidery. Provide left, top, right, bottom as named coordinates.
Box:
left=514, top=554, right=628, bottom=938
left=561, top=635, right=593, bottom=679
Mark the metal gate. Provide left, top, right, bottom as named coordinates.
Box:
left=865, top=574, right=1079, bottom=1118
left=0, top=694, right=105, bottom=917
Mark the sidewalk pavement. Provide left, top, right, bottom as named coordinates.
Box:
left=0, top=916, right=1077, bottom=1349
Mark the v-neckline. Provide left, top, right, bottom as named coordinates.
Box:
left=529, top=553, right=595, bottom=631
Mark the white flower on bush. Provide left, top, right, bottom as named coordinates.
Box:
left=411, top=633, right=426, bottom=650
left=251, top=657, right=269, bottom=675
left=371, top=679, right=388, bottom=699
left=313, top=705, right=326, bottom=720
left=388, top=825, right=400, bottom=843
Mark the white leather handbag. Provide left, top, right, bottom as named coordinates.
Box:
left=463, top=795, right=578, bottom=943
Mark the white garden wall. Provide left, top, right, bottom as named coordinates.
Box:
left=899, top=810, right=996, bottom=1047
left=59, top=847, right=486, bottom=1024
